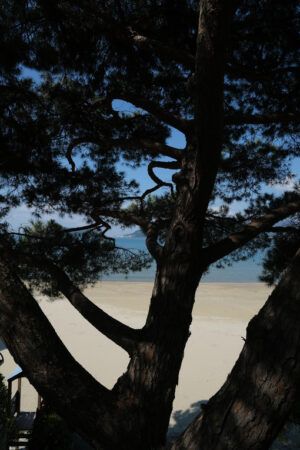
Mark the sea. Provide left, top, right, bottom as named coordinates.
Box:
left=103, top=238, right=265, bottom=282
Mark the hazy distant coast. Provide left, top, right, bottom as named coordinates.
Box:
left=117, top=229, right=145, bottom=238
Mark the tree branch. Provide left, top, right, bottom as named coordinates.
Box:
left=92, top=209, right=167, bottom=260
left=225, top=111, right=300, bottom=125
left=44, top=260, right=142, bottom=354
left=1, top=232, right=142, bottom=354
left=0, top=252, right=117, bottom=446
left=146, top=160, right=180, bottom=196
left=110, top=138, right=183, bottom=160
left=204, top=199, right=300, bottom=265
left=66, top=137, right=183, bottom=171
left=138, top=139, right=183, bottom=160
left=115, top=92, right=190, bottom=133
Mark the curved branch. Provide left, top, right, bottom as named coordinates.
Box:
left=138, top=139, right=183, bottom=160
left=66, top=137, right=183, bottom=172
left=146, top=160, right=180, bottom=197
left=145, top=222, right=164, bottom=260
left=66, top=141, right=77, bottom=172
left=203, top=199, right=300, bottom=265
left=109, top=138, right=183, bottom=160
left=115, top=92, right=190, bottom=133
left=66, top=137, right=108, bottom=171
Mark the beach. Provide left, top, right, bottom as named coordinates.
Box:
left=1, top=282, right=272, bottom=436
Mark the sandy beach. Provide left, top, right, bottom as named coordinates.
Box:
left=1, top=282, right=272, bottom=436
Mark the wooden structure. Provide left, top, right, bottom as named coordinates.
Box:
left=6, top=367, right=41, bottom=449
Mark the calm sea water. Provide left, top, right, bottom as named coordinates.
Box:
left=102, top=238, right=265, bottom=282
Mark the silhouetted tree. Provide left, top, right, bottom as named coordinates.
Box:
left=0, top=1, right=299, bottom=448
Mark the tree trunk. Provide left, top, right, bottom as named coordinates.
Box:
left=170, top=247, right=300, bottom=450
left=0, top=2, right=245, bottom=449
left=108, top=1, right=236, bottom=447
left=0, top=244, right=201, bottom=449
left=111, top=256, right=201, bottom=449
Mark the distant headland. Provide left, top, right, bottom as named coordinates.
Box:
left=118, top=229, right=144, bottom=238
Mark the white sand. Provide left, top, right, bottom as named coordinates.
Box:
left=1, top=282, right=272, bottom=432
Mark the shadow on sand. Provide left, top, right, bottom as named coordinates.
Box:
left=167, top=400, right=208, bottom=442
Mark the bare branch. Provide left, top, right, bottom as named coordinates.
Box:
left=146, top=160, right=180, bottom=197
left=225, top=111, right=300, bottom=126
left=203, top=199, right=300, bottom=265
left=107, top=138, right=183, bottom=160
left=66, top=141, right=76, bottom=172
left=138, top=139, right=184, bottom=160
left=115, top=92, right=190, bottom=133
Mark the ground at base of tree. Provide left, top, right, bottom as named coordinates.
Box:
left=0, top=282, right=276, bottom=443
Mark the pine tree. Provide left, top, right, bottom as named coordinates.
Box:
left=0, top=1, right=299, bottom=448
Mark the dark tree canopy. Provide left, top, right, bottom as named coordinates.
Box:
left=0, top=0, right=299, bottom=277
left=0, top=1, right=300, bottom=449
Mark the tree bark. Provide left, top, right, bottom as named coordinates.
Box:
left=170, top=247, right=300, bottom=450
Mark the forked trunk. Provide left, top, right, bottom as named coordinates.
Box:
left=111, top=245, right=203, bottom=449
